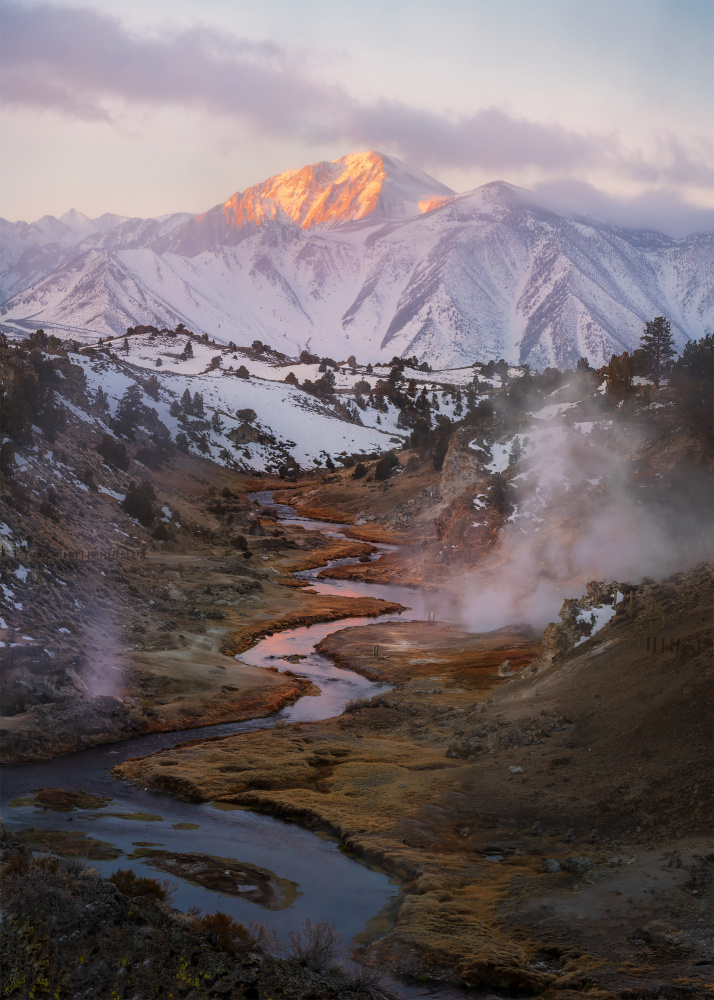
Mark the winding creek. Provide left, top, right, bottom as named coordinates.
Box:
left=1, top=491, right=487, bottom=996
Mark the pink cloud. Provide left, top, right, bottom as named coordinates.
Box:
left=1, top=0, right=712, bottom=192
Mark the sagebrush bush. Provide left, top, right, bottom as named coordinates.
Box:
left=286, top=917, right=341, bottom=971
left=0, top=853, right=91, bottom=916
left=344, top=697, right=371, bottom=714
left=109, top=868, right=166, bottom=902
left=339, top=959, right=398, bottom=998
left=195, top=911, right=251, bottom=955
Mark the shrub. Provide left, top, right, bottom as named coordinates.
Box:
left=109, top=868, right=166, bottom=902
left=344, top=697, right=372, bottom=713
left=374, top=452, right=399, bottom=480
left=0, top=853, right=90, bottom=917
left=80, top=467, right=97, bottom=490
left=39, top=499, right=59, bottom=522
left=339, top=959, right=397, bottom=998
left=286, top=917, right=341, bottom=972
left=97, top=434, right=130, bottom=471
left=352, top=462, right=368, bottom=479
left=194, top=911, right=252, bottom=955
left=121, top=480, right=157, bottom=526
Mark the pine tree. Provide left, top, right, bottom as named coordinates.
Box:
left=640, top=316, right=675, bottom=388
left=605, top=351, right=633, bottom=404
left=180, top=388, right=193, bottom=413
left=116, top=384, right=143, bottom=425
left=184, top=339, right=194, bottom=358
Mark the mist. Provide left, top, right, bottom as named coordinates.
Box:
left=457, top=413, right=713, bottom=633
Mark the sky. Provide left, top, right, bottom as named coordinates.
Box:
left=1, top=0, right=712, bottom=234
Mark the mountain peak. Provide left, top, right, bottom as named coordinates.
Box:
left=218, top=150, right=454, bottom=231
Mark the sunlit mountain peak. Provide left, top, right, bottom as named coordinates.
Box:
left=218, top=150, right=455, bottom=231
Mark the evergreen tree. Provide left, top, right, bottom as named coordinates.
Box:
left=192, top=392, right=205, bottom=417
left=184, top=339, right=194, bottom=358
left=640, top=316, right=675, bottom=388
left=671, top=333, right=714, bottom=457
left=605, top=351, right=633, bottom=405
left=116, top=384, right=144, bottom=425
left=95, top=386, right=109, bottom=410
left=180, top=388, right=193, bottom=413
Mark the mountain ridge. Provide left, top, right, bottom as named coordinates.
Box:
left=1, top=152, right=712, bottom=368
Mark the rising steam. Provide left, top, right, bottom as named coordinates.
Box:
left=458, top=414, right=713, bottom=632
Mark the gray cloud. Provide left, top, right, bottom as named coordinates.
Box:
left=526, top=179, right=714, bottom=237
left=1, top=0, right=712, bottom=195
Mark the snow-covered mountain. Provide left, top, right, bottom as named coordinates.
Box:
left=1, top=152, right=712, bottom=369
left=0, top=210, right=191, bottom=302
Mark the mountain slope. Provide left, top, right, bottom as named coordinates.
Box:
left=1, top=154, right=712, bottom=368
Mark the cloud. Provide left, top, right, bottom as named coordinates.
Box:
left=1, top=0, right=712, bottom=195
left=526, top=179, right=714, bottom=237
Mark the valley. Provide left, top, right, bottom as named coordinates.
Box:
left=0, top=319, right=712, bottom=998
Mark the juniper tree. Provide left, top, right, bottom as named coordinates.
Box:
left=640, top=316, right=675, bottom=388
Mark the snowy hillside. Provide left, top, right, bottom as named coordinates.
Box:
left=1, top=152, right=712, bottom=369
left=68, top=331, right=438, bottom=472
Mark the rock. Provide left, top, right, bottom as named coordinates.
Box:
left=562, top=856, right=595, bottom=875
left=509, top=765, right=523, bottom=774
left=539, top=858, right=561, bottom=873
left=498, top=660, right=515, bottom=677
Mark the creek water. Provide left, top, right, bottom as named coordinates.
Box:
left=0, top=492, right=448, bottom=949
left=1, top=491, right=526, bottom=998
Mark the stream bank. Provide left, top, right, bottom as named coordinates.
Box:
left=2, top=492, right=484, bottom=996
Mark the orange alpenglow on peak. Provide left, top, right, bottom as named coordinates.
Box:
left=219, top=151, right=454, bottom=231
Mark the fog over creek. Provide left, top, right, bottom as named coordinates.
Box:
left=2, top=493, right=508, bottom=999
